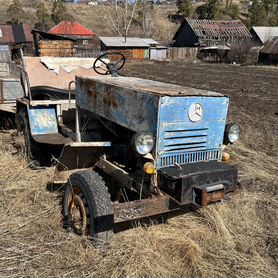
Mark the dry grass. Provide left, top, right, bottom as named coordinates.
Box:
left=0, top=130, right=277, bottom=277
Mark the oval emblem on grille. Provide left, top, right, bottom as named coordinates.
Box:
left=188, top=103, right=203, bottom=122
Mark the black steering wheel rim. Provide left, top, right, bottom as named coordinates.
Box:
left=93, top=52, right=126, bottom=75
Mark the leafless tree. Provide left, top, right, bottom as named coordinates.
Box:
left=136, top=0, right=155, bottom=37
left=104, top=0, right=138, bottom=41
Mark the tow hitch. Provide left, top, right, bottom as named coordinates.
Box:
left=193, top=184, right=225, bottom=207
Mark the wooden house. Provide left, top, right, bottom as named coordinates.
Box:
left=48, top=21, right=99, bottom=57
left=99, top=37, right=159, bottom=60
left=173, top=18, right=251, bottom=48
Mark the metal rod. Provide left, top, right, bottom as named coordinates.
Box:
left=75, top=104, right=81, bottom=142
left=17, top=65, right=31, bottom=100
left=68, top=80, right=75, bottom=108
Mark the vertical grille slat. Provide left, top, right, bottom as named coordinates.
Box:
left=159, top=149, right=222, bottom=168
left=158, top=127, right=222, bottom=168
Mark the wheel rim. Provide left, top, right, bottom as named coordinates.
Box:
left=68, top=189, right=89, bottom=236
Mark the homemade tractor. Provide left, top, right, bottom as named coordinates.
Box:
left=16, top=53, right=240, bottom=242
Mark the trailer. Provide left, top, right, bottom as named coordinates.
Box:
left=16, top=52, right=240, bottom=242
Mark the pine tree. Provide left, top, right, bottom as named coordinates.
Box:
left=196, top=0, right=222, bottom=20
left=248, top=0, right=268, bottom=27
left=51, top=0, right=68, bottom=24
left=224, top=0, right=239, bottom=19
left=261, top=0, right=278, bottom=26
left=206, top=0, right=221, bottom=20
left=7, top=0, right=24, bottom=24
left=35, top=2, right=53, bottom=32
left=196, top=4, right=208, bottom=19
left=176, top=0, right=193, bottom=17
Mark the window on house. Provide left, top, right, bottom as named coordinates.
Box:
left=83, top=40, right=89, bottom=45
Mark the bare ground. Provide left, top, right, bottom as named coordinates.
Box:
left=0, top=62, right=277, bottom=277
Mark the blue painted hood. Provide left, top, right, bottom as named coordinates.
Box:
left=155, top=96, right=229, bottom=168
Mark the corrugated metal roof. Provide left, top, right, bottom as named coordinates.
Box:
left=251, top=27, right=278, bottom=44
left=48, top=21, right=95, bottom=37
left=201, top=45, right=231, bottom=50
left=0, top=25, right=14, bottom=44
left=0, top=24, right=32, bottom=44
left=99, top=37, right=158, bottom=47
left=142, top=38, right=159, bottom=45
left=188, top=18, right=251, bottom=38
left=260, top=36, right=278, bottom=55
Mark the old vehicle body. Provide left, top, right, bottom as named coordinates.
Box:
left=0, top=45, right=24, bottom=116
left=16, top=53, right=240, bottom=242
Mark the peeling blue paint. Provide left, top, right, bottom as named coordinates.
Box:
left=156, top=96, right=229, bottom=168
left=28, top=106, right=58, bottom=135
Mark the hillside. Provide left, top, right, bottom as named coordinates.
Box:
left=0, top=0, right=262, bottom=42
left=0, top=0, right=179, bottom=41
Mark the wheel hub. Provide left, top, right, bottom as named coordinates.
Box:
left=69, top=195, right=87, bottom=235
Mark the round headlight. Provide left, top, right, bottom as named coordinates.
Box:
left=224, top=123, right=240, bottom=144
left=132, top=132, right=155, bottom=155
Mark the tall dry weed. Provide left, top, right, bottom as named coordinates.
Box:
left=0, top=145, right=276, bottom=277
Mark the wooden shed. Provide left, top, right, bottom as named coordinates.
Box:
left=39, top=40, right=73, bottom=57
left=150, top=46, right=167, bottom=60
left=99, top=37, right=159, bottom=60
left=0, top=45, right=24, bottom=113
left=173, top=18, right=251, bottom=47
left=258, top=36, right=278, bottom=64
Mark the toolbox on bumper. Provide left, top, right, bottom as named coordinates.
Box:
left=158, top=161, right=238, bottom=206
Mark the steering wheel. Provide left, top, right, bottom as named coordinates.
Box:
left=93, top=52, right=126, bottom=76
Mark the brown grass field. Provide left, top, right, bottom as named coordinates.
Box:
left=0, top=62, right=277, bottom=277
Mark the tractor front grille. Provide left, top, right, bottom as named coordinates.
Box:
left=162, top=128, right=208, bottom=152
left=159, top=149, right=221, bottom=168
left=157, top=128, right=221, bottom=168
left=156, top=96, right=228, bottom=169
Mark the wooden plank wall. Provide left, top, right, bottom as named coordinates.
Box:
left=106, top=49, right=148, bottom=60
left=132, top=49, right=145, bottom=60
left=107, top=49, right=133, bottom=60
left=39, top=40, right=73, bottom=57
left=167, top=47, right=198, bottom=60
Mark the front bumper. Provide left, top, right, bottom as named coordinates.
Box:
left=158, top=161, right=238, bottom=206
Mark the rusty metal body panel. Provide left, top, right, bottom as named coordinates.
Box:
left=76, top=76, right=161, bottom=134
left=113, top=195, right=179, bottom=223
left=76, top=76, right=222, bottom=98
left=0, top=77, right=24, bottom=112
left=75, top=76, right=223, bottom=135
left=76, top=76, right=228, bottom=170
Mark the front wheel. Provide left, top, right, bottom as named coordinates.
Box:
left=63, top=171, right=114, bottom=243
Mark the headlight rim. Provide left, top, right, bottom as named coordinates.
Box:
left=224, top=123, right=240, bottom=144
left=132, top=132, right=155, bottom=156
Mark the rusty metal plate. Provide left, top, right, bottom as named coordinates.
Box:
left=201, top=189, right=225, bottom=207
left=33, top=133, right=72, bottom=145
left=77, top=76, right=223, bottom=97
left=113, top=196, right=179, bottom=223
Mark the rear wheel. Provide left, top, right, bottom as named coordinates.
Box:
left=63, top=170, right=114, bottom=243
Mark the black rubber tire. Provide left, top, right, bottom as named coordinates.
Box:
left=17, top=109, right=44, bottom=168
left=63, top=170, right=114, bottom=243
